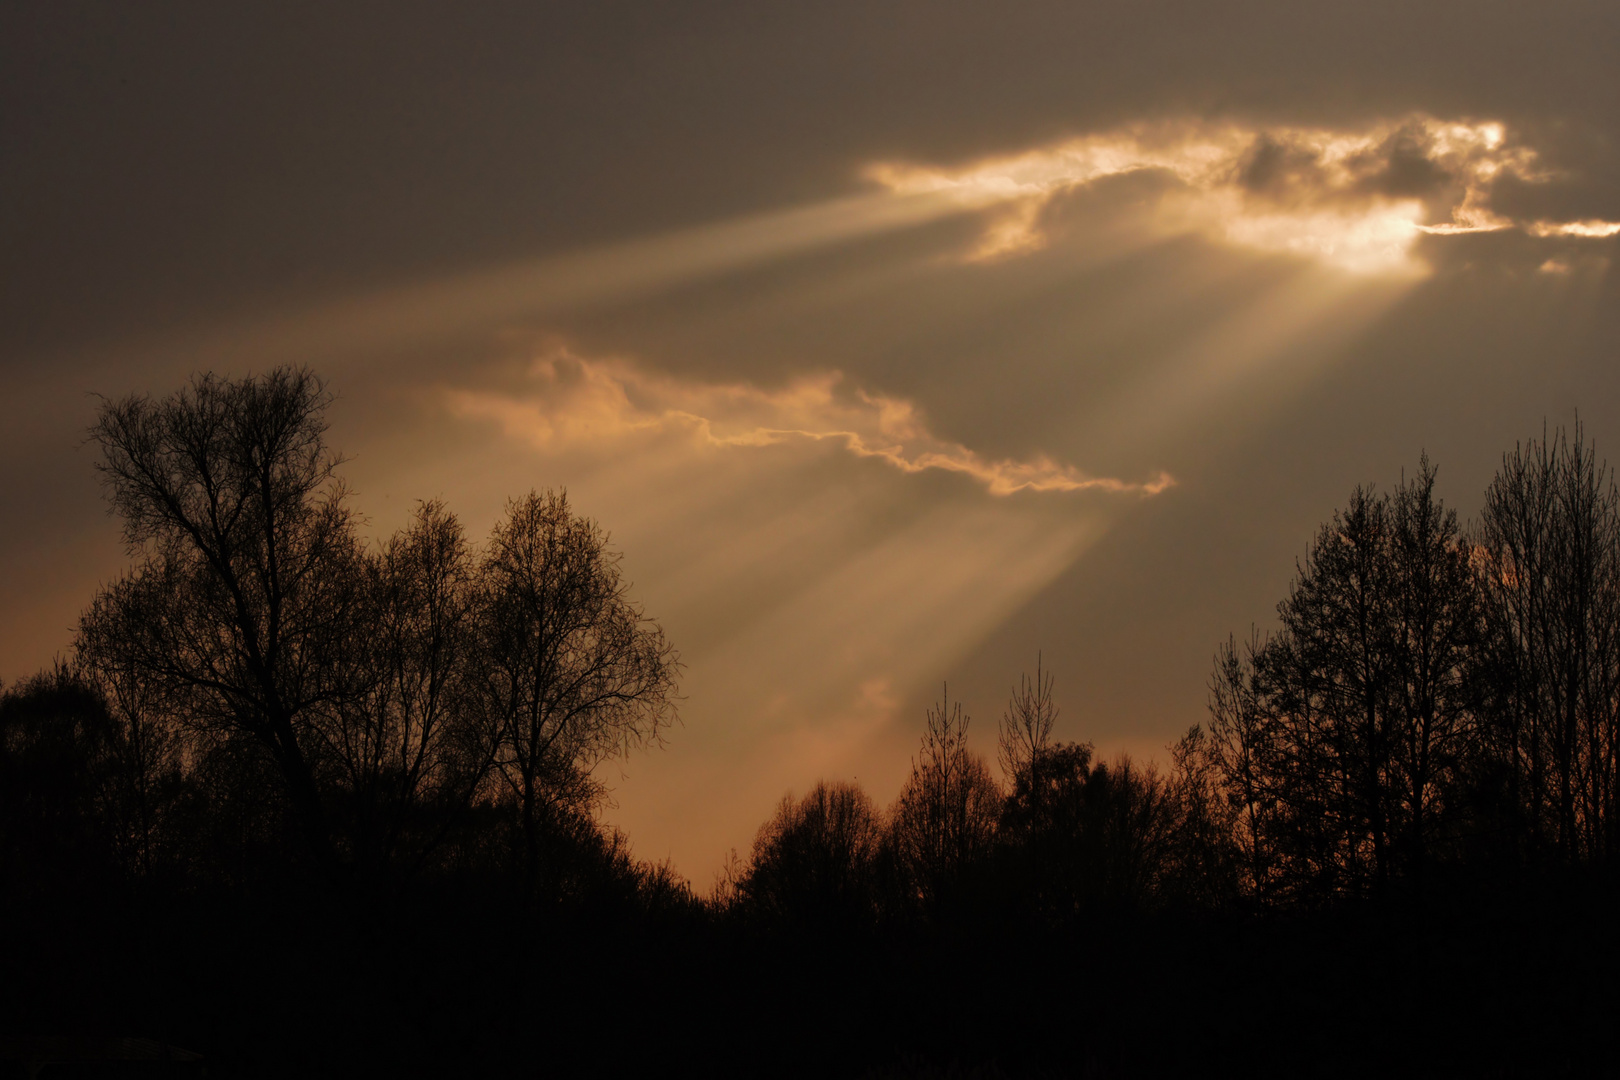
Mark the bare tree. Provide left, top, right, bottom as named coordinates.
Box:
left=1474, top=422, right=1620, bottom=861
left=323, top=500, right=488, bottom=878
left=1385, top=458, right=1481, bottom=877
left=79, top=367, right=363, bottom=868
left=1207, top=631, right=1280, bottom=898
left=998, top=653, right=1058, bottom=785
left=1163, top=724, right=1240, bottom=907
left=892, top=684, right=1000, bottom=911
left=709, top=848, right=748, bottom=914
left=474, top=489, right=681, bottom=883
left=1267, top=482, right=1400, bottom=895
left=75, top=624, right=185, bottom=879
left=1207, top=460, right=1483, bottom=900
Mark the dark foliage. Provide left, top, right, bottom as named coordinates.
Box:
left=737, top=780, right=885, bottom=928
left=0, top=664, right=124, bottom=900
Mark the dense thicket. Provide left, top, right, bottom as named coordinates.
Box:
left=3, top=373, right=1618, bottom=1076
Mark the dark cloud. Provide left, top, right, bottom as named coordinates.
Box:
left=1489, top=165, right=1620, bottom=224
left=1234, top=134, right=1329, bottom=201
left=1356, top=125, right=1454, bottom=199
left=1417, top=227, right=1618, bottom=274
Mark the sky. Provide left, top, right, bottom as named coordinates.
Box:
left=4, top=1, right=1619, bottom=882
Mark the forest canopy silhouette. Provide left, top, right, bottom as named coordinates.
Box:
left=4, top=368, right=1619, bottom=1077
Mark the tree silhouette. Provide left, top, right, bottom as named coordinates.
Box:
left=1473, top=422, right=1620, bottom=861
left=474, top=489, right=681, bottom=886
left=998, top=653, right=1058, bottom=786
left=79, top=367, right=363, bottom=871
left=77, top=371, right=684, bottom=888
left=1383, top=459, right=1481, bottom=878
left=1207, top=459, right=1483, bottom=899
left=997, top=743, right=1176, bottom=915
left=742, top=780, right=884, bottom=926
left=891, top=685, right=1000, bottom=913
left=1268, top=479, right=1402, bottom=895
left=328, top=500, right=488, bottom=879
left=1207, top=630, right=1281, bottom=897
left=1162, top=724, right=1241, bottom=907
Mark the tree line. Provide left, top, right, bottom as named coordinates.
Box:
left=719, top=669, right=1229, bottom=930
left=5, top=369, right=1617, bottom=922
left=4, top=367, right=1619, bottom=1075
left=717, top=432, right=1620, bottom=930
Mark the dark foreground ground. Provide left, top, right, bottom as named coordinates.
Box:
left=4, top=867, right=1617, bottom=1079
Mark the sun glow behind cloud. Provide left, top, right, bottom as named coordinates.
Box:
left=114, top=114, right=1615, bottom=388
left=865, top=116, right=1616, bottom=274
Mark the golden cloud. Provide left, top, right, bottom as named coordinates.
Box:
left=445, top=352, right=1174, bottom=498
left=865, top=117, right=1618, bottom=275
left=1526, top=220, right=1620, bottom=239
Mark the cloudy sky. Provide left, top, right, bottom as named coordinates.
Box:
left=4, top=1, right=1618, bottom=879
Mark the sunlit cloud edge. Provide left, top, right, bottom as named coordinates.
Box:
left=442, top=352, right=1175, bottom=499
left=862, top=115, right=1620, bottom=276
